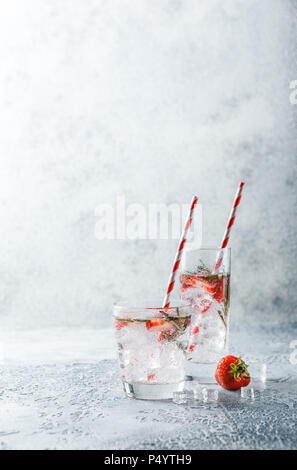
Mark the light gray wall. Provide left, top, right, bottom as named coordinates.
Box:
left=0, top=0, right=296, bottom=328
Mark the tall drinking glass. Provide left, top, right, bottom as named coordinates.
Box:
left=113, top=302, right=192, bottom=399
left=180, top=248, right=231, bottom=380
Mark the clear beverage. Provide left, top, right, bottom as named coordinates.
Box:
left=180, top=248, right=231, bottom=364
left=113, top=303, right=192, bottom=399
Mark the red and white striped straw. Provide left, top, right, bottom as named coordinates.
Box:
left=213, top=181, right=245, bottom=273
left=162, top=196, right=199, bottom=309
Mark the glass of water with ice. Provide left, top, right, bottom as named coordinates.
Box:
left=180, top=247, right=231, bottom=381
left=113, top=302, right=192, bottom=399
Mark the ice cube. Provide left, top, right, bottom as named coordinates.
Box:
left=202, top=386, right=219, bottom=403
left=241, top=387, right=255, bottom=400
left=184, top=381, right=202, bottom=399
left=173, top=391, right=188, bottom=404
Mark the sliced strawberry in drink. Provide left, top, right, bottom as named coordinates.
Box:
left=180, top=284, right=191, bottom=292
left=114, top=320, right=129, bottom=329
left=146, top=318, right=166, bottom=330
left=158, top=333, right=166, bottom=342
left=157, top=327, right=174, bottom=342
left=189, top=344, right=195, bottom=352
left=147, top=373, right=155, bottom=381
left=200, top=305, right=211, bottom=313
left=158, top=332, right=167, bottom=342
left=192, top=325, right=199, bottom=335
left=199, top=281, right=217, bottom=294
left=198, top=276, right=225, bottom=303
left=180, top=274, right=201, bottom=287
left=199, top=298, right=212, bottom=313
left=213, top=278, right=224, bottom=303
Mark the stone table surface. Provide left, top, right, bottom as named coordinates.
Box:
left=0, top=323, right=297, bottom=450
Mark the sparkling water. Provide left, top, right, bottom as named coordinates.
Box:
left=114, top=309, right=192, bottom=399
left=180, top=272, right=230, bottom=363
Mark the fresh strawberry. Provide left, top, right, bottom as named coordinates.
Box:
left=189, top=344, right=195, bottom=353
left=215, top=356, right=250, bottom=390
left=114, top=320, right=129, bottom=329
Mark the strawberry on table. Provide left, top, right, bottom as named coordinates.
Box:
left=215, top=355, right=250, bottom=390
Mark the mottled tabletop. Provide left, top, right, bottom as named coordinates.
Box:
left=0, top=324, right=297, bottom=450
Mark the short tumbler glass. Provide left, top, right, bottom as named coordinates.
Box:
left=113, top=302, right=192, bottom=400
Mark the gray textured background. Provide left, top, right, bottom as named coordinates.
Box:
left=0, top=0, right=296, bottom=329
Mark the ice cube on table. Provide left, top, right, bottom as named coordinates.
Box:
left=241, top=387, right=255, bottom=400
left=202, top=385, right=219, bottom=403
left=173, top=382, right=265, bottom=406
left=184, top=381, right=203, bottom=399
left=173, top=391, right=188, bottom=404
left=173, top=383, right=204, bottom=405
